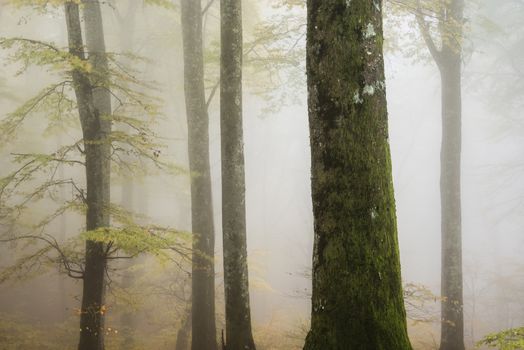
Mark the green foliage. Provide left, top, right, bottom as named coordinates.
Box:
left=272, top=0, right=305, bottom=9
left=477, top=327, right=524, bottom=350
left=0, top=11, right=185, bottom=287
left=81, top=222, right=191, bottom=262
left=0, top=81, right=77, bottom=144
left=403, top=283, right=439, bottom=325
left=0, top=37, right=90, bottom=75
left=244, top=4, right=306, bottom=114
left=6, top=0, right=79, bottom=12
left=200, top=0, right=306, bottom=114
left=385, top=0, right=498, bottom=64
left=143, top=0, right=177, bottom=10
left=0, top=144, right=86, bottom=219
left=0, top=37, right=169, bottom=167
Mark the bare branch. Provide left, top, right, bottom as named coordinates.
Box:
left=206, top=79, right=220, bottom=110
left=202, top=0, right=216, bottom=16
left=415, top=0, right=443, bottom=66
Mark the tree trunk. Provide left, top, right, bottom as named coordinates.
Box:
left=181, top=1, right=218, bottom=349
left=220, top=0, right=256, bottom=349
left=79, top=2, right=112, bottom=349
left=176, top=306, right=192, bottom=350
left=303, top=1, right=412, bottom=349
left=438, top=13, right=465, bottom=350
left=414, top=0, right=466, bottom=348
left=64, top=1, right=111, bottom=349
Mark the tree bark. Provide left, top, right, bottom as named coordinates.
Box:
left=64, top=1, right=111, bottom=349
left=181, top=1, right=218, bottom=349
left=79, top=2, right=112, bottom=349
left=416, top=0, right=465, bottom=348
left=438, top=5, right=464, bottom=349
left=438, top=59, right=464, bottom=350
left=176, top=306, right=192, bottom=350
left=303, top=1, right=412, bottom=349
left=220, top=0, right=256, bottom=349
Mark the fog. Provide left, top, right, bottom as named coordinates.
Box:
left=0, top=1, right=522, bottom=349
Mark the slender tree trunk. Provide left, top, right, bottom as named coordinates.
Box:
left=82, top=0, right=112, bottom=135
left=181, top=1, right=217, bottom=349
left=176, top=306, right=192, bottom=350
left=303, top=1, right=412, bottom=349
left=80, top=2, right=112, bottom=349
left=415, top=0, right=465, bottom=347
left=220, top=0, right=256, bottom=348
left=439, top=29, right=465, bottom=350
left=65, top=1, right=111, bottom=349
left=414, top=0, right=465, bottom=348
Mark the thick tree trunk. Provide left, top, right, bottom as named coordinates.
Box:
left=438, top=29, right=465, bottom=350
left=181, top=1, right=218, bottom=349
left=65, top=1, right=111, bottom=349
left=303, top=1, right=412, bottom=349
left=220, top=0, right=256, bottom=349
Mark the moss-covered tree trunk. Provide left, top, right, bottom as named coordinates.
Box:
left=65, top=1, right=111, bottom=349
left=220, top=0, right=256, bottom=349
left=303, top=1, right=412, bottom=349
left=181, top=1, right=217, bottom=349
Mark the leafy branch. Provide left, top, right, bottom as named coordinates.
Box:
left=477, top=327, right=524, bottom=350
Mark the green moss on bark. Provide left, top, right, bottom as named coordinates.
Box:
left=304, top=1, right=412, bottom=349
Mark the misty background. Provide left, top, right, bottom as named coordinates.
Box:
left=0, top=1, right=522, bottom=349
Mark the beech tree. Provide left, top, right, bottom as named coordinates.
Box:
left=303, top=1, right=412, bottom=348
left=1, top=1, right=187, bottom=349
left=181, top=1, right=218, bottom=349
left=412, top=1, right=465, bottom=349
left=64, top=1, right=114, bottom=348
left=220, top=0, right=256, bottom=348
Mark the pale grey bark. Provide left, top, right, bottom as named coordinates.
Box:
left=181, top=1, right=218, bottom=349
left=417, top=1, right=466, bottom=349
left=439, top=43, right=465, bottom=350
left=220, top=0, right=256, bottom=348
left=176, top=306, right=192, bottom=350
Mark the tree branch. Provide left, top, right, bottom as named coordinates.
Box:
left=415, top=0, right=443, bottom=66
left=0, top=234, right=84, bottom=279
left=202, top=0, right=216, bottom=16
left=206, top=79, right=220, bottom=110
